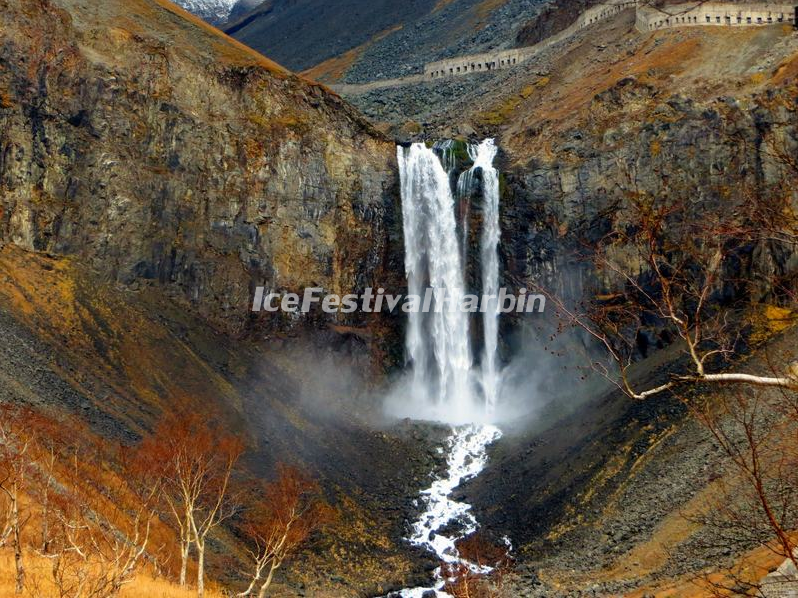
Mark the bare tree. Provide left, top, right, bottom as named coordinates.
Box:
left=542, top=187, right=798, bottom=400
left=680, top=377, right=798, bottom=596
left=441, top=534, right=512, bottom=598
left=37, top=435, right=59, bottom=555
left=32, top=439, right=160, bottom=598
left=536, top=156, right=798, bottom=590
left=138, top=412, right=244, bottom=597
left=238, top=464, right=333, bottom=598
left=0, top=404, right=45, bottom=593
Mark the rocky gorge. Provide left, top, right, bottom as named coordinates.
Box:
left=1, top=0, right=798, bottom=596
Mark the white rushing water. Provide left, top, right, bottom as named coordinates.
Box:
left=398, top=425, right=503, bottom=597
left=398, top=143, right=477, bottom=422
left=472, top=140, right=502, bottom=414
left=394, top=140, right=505, bottom=423
left=391, top=141, right=507, bottom=598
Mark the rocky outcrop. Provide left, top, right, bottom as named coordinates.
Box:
left=500, top=77, right=798, bottom=309
left=516, top=0, right=599, bottom=46
left=0, top=0, right=400, bottom=337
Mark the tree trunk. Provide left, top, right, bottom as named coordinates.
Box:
left=257, top=562, right=280, bottom=598
left=196, top=539, right=205, bottom=598
left=40, top=496, right=49, bottom=554
left=179, top=540, right=189, bottom=587
left=41, top=452, right=54, bottom=554
left=12, top=483, right=24, bottom=594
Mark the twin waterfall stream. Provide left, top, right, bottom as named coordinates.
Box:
left=393, top=140, right=505, bottom=597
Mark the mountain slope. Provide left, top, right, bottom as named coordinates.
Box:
left=0, top=0, right=402, bottom=338
left=223, top=0, right=436, bottom=73
left=223, top=0, right=549, bottom=79
left=0, top=0, right=433, bottom=593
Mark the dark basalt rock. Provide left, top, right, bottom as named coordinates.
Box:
left=0, top=0, right=406, bottom=353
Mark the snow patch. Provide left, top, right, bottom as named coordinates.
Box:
left=172, top=0, right=238, bottom=25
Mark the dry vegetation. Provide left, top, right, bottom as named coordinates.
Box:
left=0, top=553, right=227, bottom=598
left=0, top=245, right=413, bottom=595
left=0, top=402, right=333, bottom=597
left=487, top=15, right=798, bottom=156
left=302, top=25, right=403, bottom=84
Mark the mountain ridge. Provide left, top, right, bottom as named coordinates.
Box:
left=172, top=0, right=237, bottom=24
left=171, top=0, right=260, bottom=25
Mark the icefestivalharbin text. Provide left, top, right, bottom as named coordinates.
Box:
left=251, top=286, right=545, bottom=314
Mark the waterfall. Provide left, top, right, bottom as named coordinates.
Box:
left=390, top=140, right=507, bottom=598
left=394, top=140, right=503, bottom=422
left=472, top=140, right=501, bottom=413
left=398, top=143, right=476, bottom=422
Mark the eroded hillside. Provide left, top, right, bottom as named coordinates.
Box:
left=0, top=0, right=401, bottom=338
left=0, top=0, right=439, bottom=594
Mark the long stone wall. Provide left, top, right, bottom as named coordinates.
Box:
left=423, top=0, right=637, bottom=80
left=636, top=2, right=796, bottom=31
left=332, top=1, right=798, bottom=94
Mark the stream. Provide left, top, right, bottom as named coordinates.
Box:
left=398, top=425, right=503, bottom=597
left=390, top=140, right=506, bottom=596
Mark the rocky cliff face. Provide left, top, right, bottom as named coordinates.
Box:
left=496, top=26, right=798, bottom=312
left=0, top=1, right=443, bottom=593
left=501, top=83, right=798, bottom=308
left=0, top=0, right=400, bottom=337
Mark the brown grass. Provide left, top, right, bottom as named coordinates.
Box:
left=0, top=553, right=226, bottom=598
left=625, top=537, right=795, bottom=598
left=772, top=51, right=798, bottom=85
left=143, top=0, right=289, bottom=74
left=0, top=246, right=243, bottom=431
left=433, top=0, right=458, bottom=12
left=0, top=90, right=13, bottom=109
left=536, top=461, right=789, bottom=597
left=542, top=34, right=699, bottom=125
left=499, top=20, right=795, bottom=159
